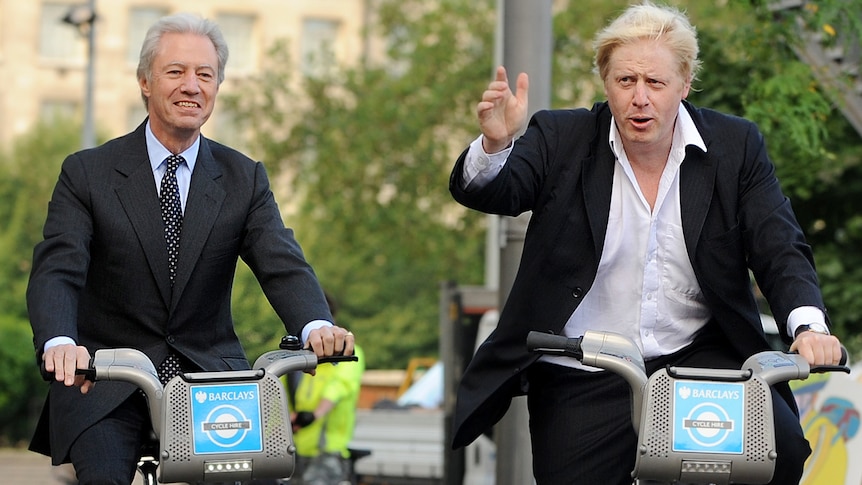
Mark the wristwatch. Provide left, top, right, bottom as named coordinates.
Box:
left=794, top=322, right=830, bottom=338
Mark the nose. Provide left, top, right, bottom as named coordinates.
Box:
left=180, top=71, right=201, bottom=93
left=632, top=81, right=649, bottom=107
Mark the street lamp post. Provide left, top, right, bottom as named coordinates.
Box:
left=62, top=0, right=97, bottom=149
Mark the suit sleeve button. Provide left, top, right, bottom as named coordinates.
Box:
left=572, top=287, right=584, bottom=298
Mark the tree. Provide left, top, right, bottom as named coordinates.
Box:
left=224, top=0, right=862, bottom=368
left=225, top=0, right=495, bottom=368
left=745, top=0, right=862, bottom=349
left=0, top=119, right=81, bottom=444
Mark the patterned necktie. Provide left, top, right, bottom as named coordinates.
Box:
left=157, top=352, right=183, bottom=385
left=160, top=155, right=184, bottom=286
left=158, top=155, right=184, bottom=384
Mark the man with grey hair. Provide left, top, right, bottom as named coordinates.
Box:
left=449, top=2, right=843, bottom=484
left=28, top=12, right=353, bottom=484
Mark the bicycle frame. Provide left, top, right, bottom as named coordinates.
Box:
left=527, top=330, right=849, bottom=485
left=85, top=342, right=356, bottom=484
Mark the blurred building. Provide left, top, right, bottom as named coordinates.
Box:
left=0, top=0, right=373, bottom=149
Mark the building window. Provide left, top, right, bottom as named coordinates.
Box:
left=301, top=18, right=339, bottom=78
left=127, top=102, right=148, bottom=132
left=127, top=7, right=169, bottom=66
left=216, top=13, right=256, bottom=73
left=40, top=100, right=79, bottom=124
left=39, top=3, right=84, bottom=61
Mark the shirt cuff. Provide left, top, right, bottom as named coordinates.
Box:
left=461, top=135, right=513, bottom=190
left=301, top=320, right=334, bottom=344
left=786, top=306, right=826, bottom=338
left=44, top=336, right=76, bottom=352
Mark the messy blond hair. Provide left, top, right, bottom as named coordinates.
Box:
left=593, top=1, right=700, bottom=83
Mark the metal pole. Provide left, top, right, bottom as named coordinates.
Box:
left=82, top=0, right=97, bottom=149
left=493, top=1, right=552, bottom=484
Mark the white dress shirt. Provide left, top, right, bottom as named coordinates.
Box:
left=461, top=104, right=824, bottom=370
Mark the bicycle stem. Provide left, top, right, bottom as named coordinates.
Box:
left=579, top=331, right=649, bottom=431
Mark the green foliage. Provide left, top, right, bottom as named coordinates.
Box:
left=221, top=0, right=862, bottom=366
left=0, top=119, right=80, bottom=319
left=0, top=119, right=82, bottom=445
left=744, top=0, right=862, bottom=353
left=0, top=315, right=46, bottom=446
left=225, top=0, right=494, bottom=369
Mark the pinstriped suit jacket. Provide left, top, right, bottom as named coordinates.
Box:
left=448, top=101, right=826, bottom=449
left=27, top=119, right=331, bottom=463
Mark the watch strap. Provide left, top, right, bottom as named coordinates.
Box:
left=794, top=323, right=830, bottom=338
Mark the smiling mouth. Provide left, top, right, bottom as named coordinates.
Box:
left=176, top=101, right=199, bottom=108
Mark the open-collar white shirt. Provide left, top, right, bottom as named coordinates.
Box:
left=460, top=104, right=823, bottom=370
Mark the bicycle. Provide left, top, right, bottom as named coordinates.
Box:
left=526, top=330, right=850, bottom=485
left=49, top=335, right=357, bottom=485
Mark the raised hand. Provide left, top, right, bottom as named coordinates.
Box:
left=477, top=65, right=529, bottom=153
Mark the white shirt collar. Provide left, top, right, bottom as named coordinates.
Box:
left=608, top=103, right=707, bottom=159
left=145, top=120, right=200, bottom=172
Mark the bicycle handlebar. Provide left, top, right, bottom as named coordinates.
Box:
left=525, top=332, right=584, bottom=359
left=40, top=339, right=360, bottom=440
left=526, top=329, right=851, bottom=431
left=40, top=338, right=359, bottom=383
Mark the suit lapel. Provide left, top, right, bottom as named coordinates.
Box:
left=679, top=104, right=717, bottom=262
left=582, top=102, right=716, bottom=266
left=113, top=123, right=175, bottom=307
left=171, top=137, right=226, bottom=306
left=113, top=127, right=228, bottom=311
left=583, top=106, right=615, bottom=257
left=679, top=148, right=715, bottom=260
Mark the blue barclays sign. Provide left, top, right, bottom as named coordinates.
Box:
left=672, top=380, right=745, bottom=454
left=190, top=383, right=264, bottom=455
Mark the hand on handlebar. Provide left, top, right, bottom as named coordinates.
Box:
left=43, top=343, right=94, bottom=393
left=305, top=326, right=355, bottom=359
left=790, top=331, right=844, bottom=367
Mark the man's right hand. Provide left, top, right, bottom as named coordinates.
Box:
left=478, top=65, right=529, bottom=153
left=43, top=343, right=94, bottom=393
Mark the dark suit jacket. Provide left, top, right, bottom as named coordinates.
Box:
left=27, top=120, right=332, bottom=463
left=448, top=101, right=826, bottom=449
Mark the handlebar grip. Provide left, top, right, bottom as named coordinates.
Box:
left=812, top=364, right=852, bottom=374
left=526, top=331, right=583, bottom=359
left=810, top=346, right=852, bottom=374
left=318, top=355, right=360, bottom=365
left=40, top=364, right=96, bottom=382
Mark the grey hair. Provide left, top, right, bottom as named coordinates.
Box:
left=593, top=1, right=700, bottom=83
left=137, top=12, right=229, bottom=107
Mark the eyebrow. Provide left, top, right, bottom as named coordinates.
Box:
left=163, top=61, right=216, bottom=70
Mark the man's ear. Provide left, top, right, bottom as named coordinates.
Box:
left=139, top=76, right=151, bottom=99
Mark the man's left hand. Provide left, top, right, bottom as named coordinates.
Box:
left=305, top=325, right=354, bottom=357
left=789, top=331, right=843, bottom=366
